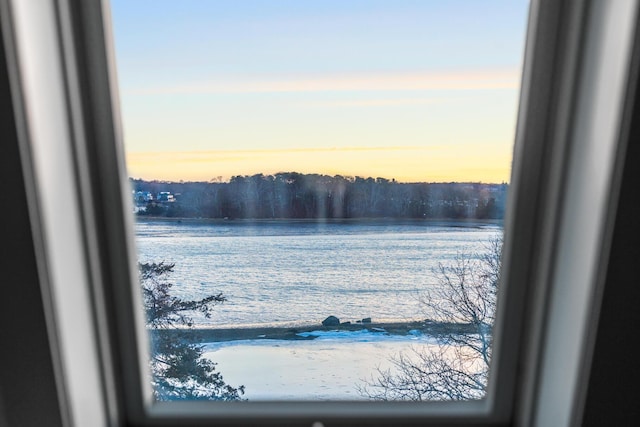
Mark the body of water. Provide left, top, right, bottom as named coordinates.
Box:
left=135, top=219, right=502, bottom=328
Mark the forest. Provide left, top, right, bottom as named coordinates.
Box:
left=131, top=172, right=507, bottom=220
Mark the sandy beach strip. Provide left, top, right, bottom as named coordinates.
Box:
left=153, top=320, right=479, bottom=344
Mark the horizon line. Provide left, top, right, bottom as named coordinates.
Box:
left=128, top=173, right=510, bottom=186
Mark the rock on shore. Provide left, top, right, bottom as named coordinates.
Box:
left=322, top=315, right=340, bottom=326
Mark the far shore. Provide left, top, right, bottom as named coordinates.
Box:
left=135, top=216, right=503, bottom=227
left=152, top=320, right=481, bottom=344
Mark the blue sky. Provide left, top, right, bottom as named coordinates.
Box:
left=110, top=0, right=530, bottom=182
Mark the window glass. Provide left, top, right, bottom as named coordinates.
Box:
left=109, top=0, right=529, bottom=401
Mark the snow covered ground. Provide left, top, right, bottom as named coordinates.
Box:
left=202, top=329, right=438, bottom=400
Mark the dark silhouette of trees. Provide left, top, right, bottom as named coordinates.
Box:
left=140, top=262, right=245, bottom=400
left=131, top=174, right=507, bottom=221
left=358, top=237, right=502, bottom=401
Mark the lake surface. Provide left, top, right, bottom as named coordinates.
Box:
left=202, top=331, right=440, bottom=400
left=135, top=219, right=502, bottom=328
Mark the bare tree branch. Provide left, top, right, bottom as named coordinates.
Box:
left=360, top=236, right=502, bottom=401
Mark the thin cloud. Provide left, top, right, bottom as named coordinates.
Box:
left=127, top=69, right=520, bottom=96
left=302, top=97, right=448, bottom=108
left=127, top=146, right=444, bottom=162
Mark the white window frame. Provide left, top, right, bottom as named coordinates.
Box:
left=1, top=0, right=638, bottom=426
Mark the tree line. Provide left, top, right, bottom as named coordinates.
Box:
left=131, top=172, right=507, bottom=220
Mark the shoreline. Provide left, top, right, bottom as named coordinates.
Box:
left=134, top=216, right=504, bottom=228
left=154, top=320, right=480, bottom=344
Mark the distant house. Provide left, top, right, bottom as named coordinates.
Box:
left=156, top=191, right=175, bottom=202
left=134, top=191, right=153, bottom=204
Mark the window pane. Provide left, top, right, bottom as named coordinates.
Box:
left=109, top=0, right=528, bottom=402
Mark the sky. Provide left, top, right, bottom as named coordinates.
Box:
left=110, top=0, right=530, bottom=183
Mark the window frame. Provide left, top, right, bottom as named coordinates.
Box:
left=1, top=0, right=638, bottom=426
